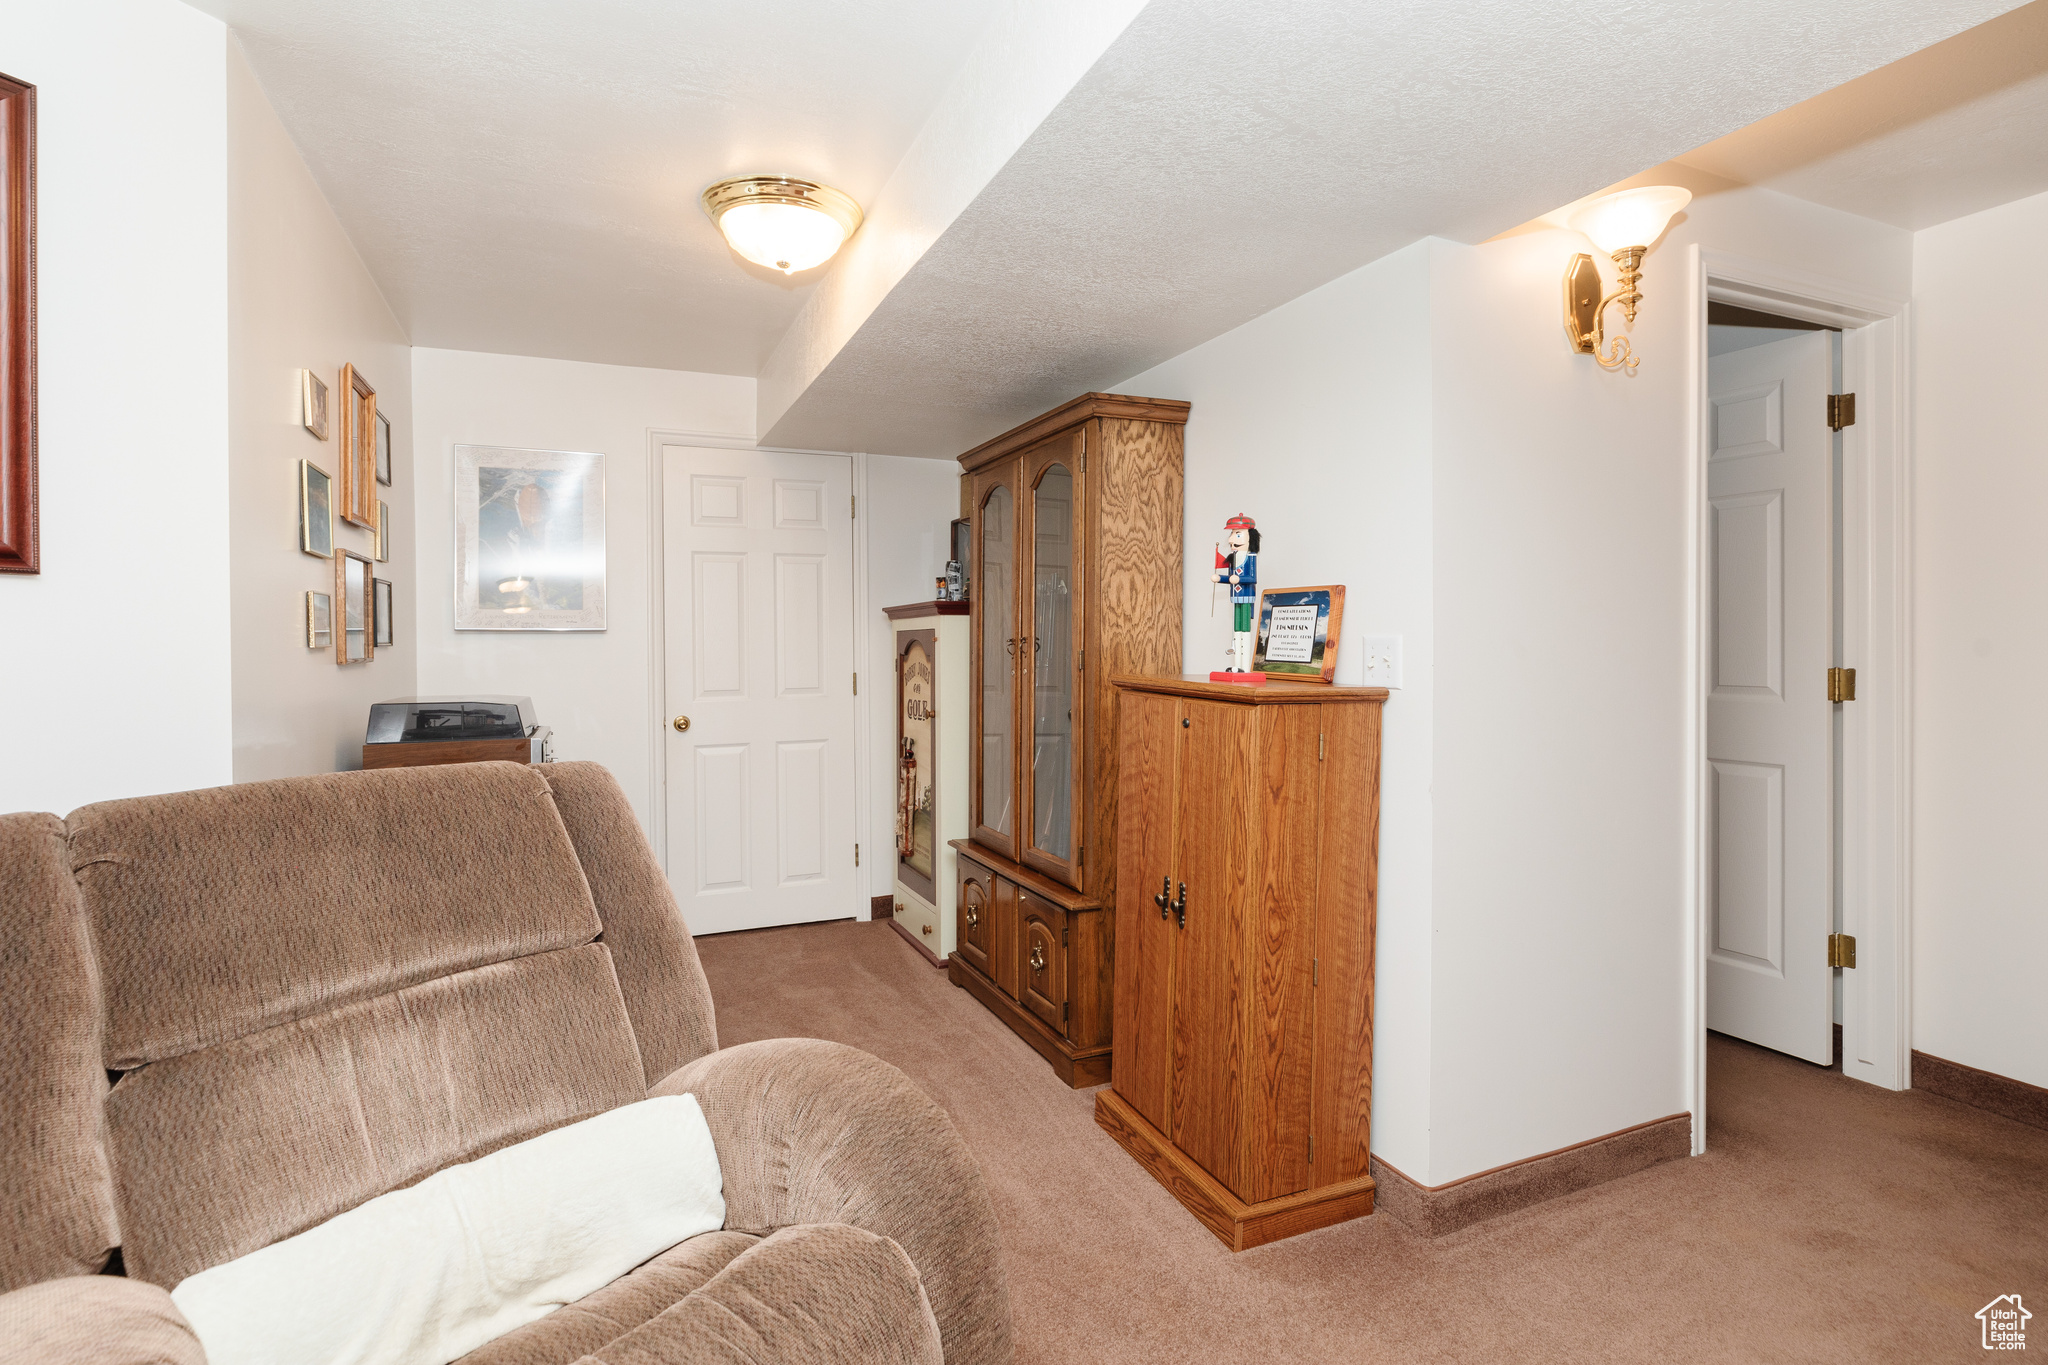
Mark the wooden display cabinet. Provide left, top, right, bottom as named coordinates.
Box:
left=947, top=392, right=1187, bottom=1086
left=1094, top=674, right=1387, bottom=1250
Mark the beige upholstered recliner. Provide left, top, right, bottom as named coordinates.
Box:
left=0, top=761, right=1012, bottom=1364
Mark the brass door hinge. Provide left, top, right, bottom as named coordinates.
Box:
left=854, top=844, right=861, bottom=868
left=1828, top=932, right=1856, bottom=969
left=1308, top=1134, right=1315, bottom=1165
left=851, top=494, right=857, bottom=518
left=1827, top=393, right=1857, bottom=431
left=853, top=672, right=859, bottom=695
left=1828, top=667, right=1856, bottom=703
left=1312, top=957, right=1319, bottom=986
left=1319, top=732, right=1326, bottom=761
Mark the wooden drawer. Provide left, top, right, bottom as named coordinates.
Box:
left=1018, top=890, right=1067, bottom=1036
left=956, top=857, right=995, bottom=980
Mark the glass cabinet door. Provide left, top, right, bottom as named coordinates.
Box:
left=973, top=478, right=1017, bottom=855
left=1023, top=444, right=1082, bottom=886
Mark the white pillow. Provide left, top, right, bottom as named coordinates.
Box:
left=171, top=1094, right=725, bottom=1365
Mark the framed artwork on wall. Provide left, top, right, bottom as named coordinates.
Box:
left=299, top=460, right=334, bottom=558
left=375, top=499, right=389, bottom=562
left=300, top=369, right=330, bottom=441
left=306, top=591, right=331, bottom=649
left=375, top=410, right=392, bottom=485
left=335, top=549, right=374, bottom=664
left=337, top=363, right=377, bottom=527
left=1251, top=584, right=1345, bottom=683
left=373, top=577, right=393, bottom=647
left=0, top=72, right=36, bottom=575
left=453, top=444, right=606, bottom=631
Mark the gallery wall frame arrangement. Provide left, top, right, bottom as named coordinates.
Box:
left=337, top=363, right=377, bottom=528
left=335, top=549, right=374, bottom=664
left=300, top=369, right=330, bottom=441
left=375, top=410, right=393, bottom=485
left=305, top=590, right=332, bottom=650
left=299, top=460, right=334, bottom=558
left=1251, top=584, right=1345, bottom=683
left=0, top=72, right=36, bottom=575
left=373, top=577, right=393, bottom=647
left=453, top=444, right=607, bottom=631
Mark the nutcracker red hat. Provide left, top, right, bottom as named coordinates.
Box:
left=1224, top=513, right=1256, bottom=530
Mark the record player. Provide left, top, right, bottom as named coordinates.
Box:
left=361, top=696, right=554, bottom=770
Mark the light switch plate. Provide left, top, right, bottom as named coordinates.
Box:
left=1361, top=634, right=1402, bottom=688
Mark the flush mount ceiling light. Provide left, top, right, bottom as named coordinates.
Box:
left=1561, top=185, right=1691, bottom=373
left=701, top=176, right=864, bottom=275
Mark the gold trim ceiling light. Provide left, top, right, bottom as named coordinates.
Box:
left=701, top=176, right=864, bottom=275
left=1561, top=186, right=1691, bottom=373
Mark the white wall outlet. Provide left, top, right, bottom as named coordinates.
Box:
left=1361, top=634, right=1402, bottom=688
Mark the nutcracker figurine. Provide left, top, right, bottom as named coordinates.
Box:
left=1211, top=513, right=1259, bottom=673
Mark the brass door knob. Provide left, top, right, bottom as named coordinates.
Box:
left=672, top=715, right=691, bottom=733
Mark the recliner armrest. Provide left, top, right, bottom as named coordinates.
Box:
left=0, top=1276, right=205, bottom=1365
left=650, top=1039, right=1012, bottom=1365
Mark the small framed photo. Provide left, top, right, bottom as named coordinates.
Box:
left=305, top=590, right=332, bottom=649
left=1252, top=585, right=1346, bottom=683
left=338, top=363, right=378, bottom=528
left=299, top=459, right=334, bottom=558
left=336, top=549, right=375, bottom=665
left=375, top=499, right=390, bottom=562
left=373, top=578, right=394, bottom=647
left=301, top=369, right=329, bottom=441
left=375, top=410, right=393, bottom=486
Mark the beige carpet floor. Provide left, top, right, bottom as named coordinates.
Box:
left=696, top=919, right=2047, bottom=1364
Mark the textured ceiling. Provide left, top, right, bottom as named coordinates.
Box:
left=758, top=0, right=2026, bottom=456
left=195, top=0, right=996, bottom=375
left=1675, top=0, right=2048, bottom=229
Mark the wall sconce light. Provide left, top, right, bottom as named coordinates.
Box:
left=701, top=175, right=864, bottom=275
left=1562, top=186, right=1691, bottom=373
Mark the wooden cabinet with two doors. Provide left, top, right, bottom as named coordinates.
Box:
left=1093, top=674, right=1387, bottom=1250
left=945, top=392, right=1188, bottom=1087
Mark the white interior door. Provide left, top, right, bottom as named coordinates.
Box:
left=1705, top=331, right=1834, bottom=1063
left=663, top=445, right=857, bottom=935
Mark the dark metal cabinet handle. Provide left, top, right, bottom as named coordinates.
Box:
left=1153, top=875, right=1171, bottom=919
left=1173, top=882, right=1187, bottom=929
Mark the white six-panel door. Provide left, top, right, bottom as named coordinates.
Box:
left=1705, top=331, right=1834, bottom=1064
left=663, top=445, right=857, bottom=936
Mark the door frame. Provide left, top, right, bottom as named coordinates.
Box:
left=1684, top=247, right=1915, bottom=1154
left=642, top=428, right=872, bottom=925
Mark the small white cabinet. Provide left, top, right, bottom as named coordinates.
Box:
left=886, top=601, right=969, bottom=961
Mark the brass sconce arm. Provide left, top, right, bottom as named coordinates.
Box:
left=1564, top=246, right=1648, bottom=374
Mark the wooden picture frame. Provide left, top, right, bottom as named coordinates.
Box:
left=1251, top=584, right=1345, bottom=683
left=299, top=459, right=334, bottom=557
left=0, top=74, right=36, bottom=574
left=373, top=577, right=393, bottom=647
left=375, top=499, right=389, bottom=561
left=335, top=549, right=374, bottom=665
left=300, top=369, right=329, bottom=441
left=375, top=409, right=392, bottom=485
left=337, top=363, right=377, bottom=527
left=306, top=590, right=331, bottom=649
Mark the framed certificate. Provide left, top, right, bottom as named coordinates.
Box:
left=1251, top=585, right=1345, bottom=683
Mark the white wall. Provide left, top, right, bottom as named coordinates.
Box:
left=1910, top=188, right=2048, bottom=1089
left=0, top=1, right=231, bottom=817
left=863, top=454, right=966, bottom=900
left=228, top=43, right=414, bottom=782
left=1115, top=179, right=1915, bottom=1185
left=410, top=349, right=754, bottom=834
left=1422, top=182, right=1909, bottom=1183
left=1119, top=241, right=1438, bottom=1179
